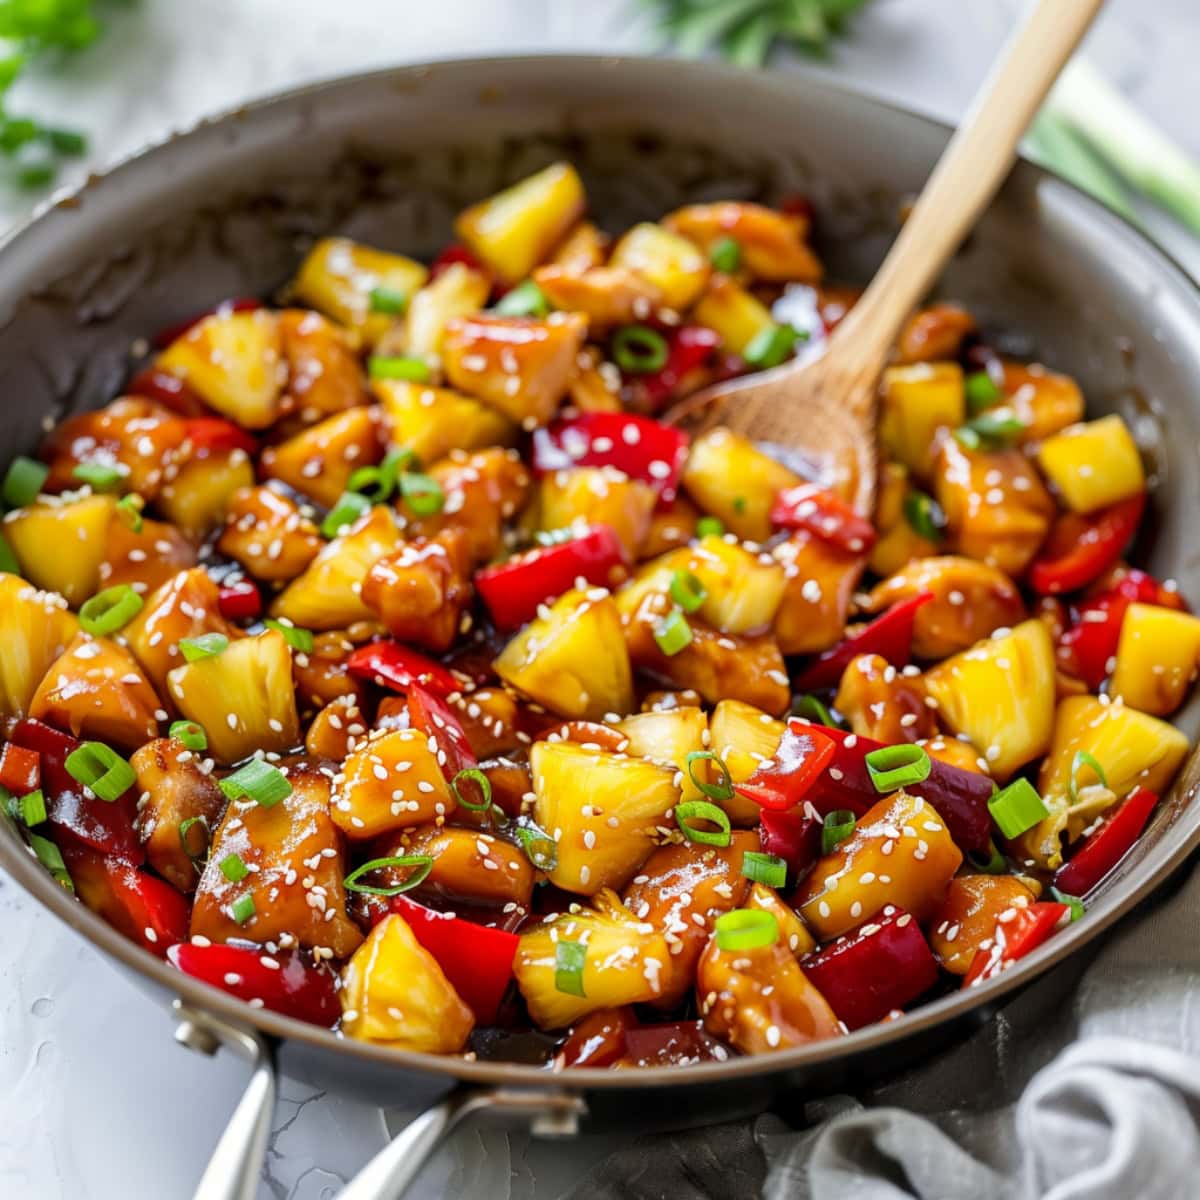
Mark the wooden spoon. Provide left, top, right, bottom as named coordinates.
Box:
left=668, top=0, right=1106, bottom=515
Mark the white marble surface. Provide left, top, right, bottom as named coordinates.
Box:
left=1, top=2, right=1198, bottom=1198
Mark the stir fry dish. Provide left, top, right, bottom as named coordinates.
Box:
left=1, top=161, right=1194, bottom=1069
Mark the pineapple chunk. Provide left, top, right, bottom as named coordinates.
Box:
left=131, top=737, right=227, bottom=893
left=616, top=706, right=708, bottom=802
left=772, top=530, right=865, bottom=656
left=374, top=379, right=517, bottom=465
left=513, top=889, right=671, bottom=1029
left=531, top=740, right=679, bottom=895
left=191, top=763, right=362, bottom=956
left=101, top=513, right=196, bottom=597
left=869, top=462, right=938, bottom=577
left=166, top=630, right=299, bottom=764
left=441, top=312, right=587, bottom=428
left=682, top=427, right=801, bottom=542
left=495, top=587, right=633, bottom=721
left=922, top=619, right=1055, bottom=780
left=1110, top=603, right=1200, bottom=715
left=532, top=264, right=663, bottom=328
left=260, top=406, right=383, bottom=509
left=393, top=825, right=535, bottom=909
left=895, top=304, right=977, bottom=365
left=795, top=791, right=962, bottom=940
left=340, top=914, right=474, bottom=1051
left=708, top=699, right=785, bottom=825
left=692, top=276, right=776, bottom=356
left=454, top=162, right=585, bottom=284
left=880, top=362, right=965, bottom=477
left=332, top=728, right=454, bottom=840
left=4, top=494, right=116, bottom=607
left=279, top=308, right=368, bottom=420
left=124, top=567, right=239, bottom=697
left=157, top=309, right=283, bottom=429
left=536, top=467, right=656, bottom=560
left=217, top=485, right=322, bottom=583
left=156, top=448, right=255, bottom=539
left=395, top=262, right=491, bottom=360
left=746, top=883, right=816, bottom=958
left=270, top=505, right=402, bottom=629
left=1037, top=414, right=1145, bottom=513
left=0, top=576, right=78, bottom=733
left=664, top=202, right=822, bottom=284
left=291, top=236, right=429, bottom=346
left=30, top=633, right=160, bottom=750
left=608, top=222, right=711, bottom=311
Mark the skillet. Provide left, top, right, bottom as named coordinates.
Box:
left=2, top=53, right=1200, bottom=1197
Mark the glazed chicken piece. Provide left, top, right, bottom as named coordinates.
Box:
left=833, top=652, right=935, bottom=744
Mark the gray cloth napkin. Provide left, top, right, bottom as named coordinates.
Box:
left=566, top=856, right=1200, bottom=1200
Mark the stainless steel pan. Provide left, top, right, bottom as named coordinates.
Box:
left=2, top=54, right=1199, bottom=1199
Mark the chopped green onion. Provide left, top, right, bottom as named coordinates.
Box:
left=179, top=632, right=229, bottom=663
left=964, top=370, right=1002, bottom=414
left=494, top=279, right=549, bottom=318
left=864, top=743, right=932, bottom=793
left=64, top=742, right=135, bottom=802
left=0, top=531, right=19, bottom=575
left=368, top=356, right=431, bottom=383
left=0, top=786, right=15, bottom=822
left=743, top=324, right=800, bottom=369
left=72, top=461, right=125, bottom=491
left=554, top=940, right=587, bottom=997
left=450, top=768, right=493, bottom=813
left=178, top=815, right=210, bottom=864
left=685, top=749, right=735, bottom=803
left=695, top=516, right=725, bottom=539
left=732, top=496, right=747, bottom=514
left=368, top=286, right=408, bottom=315
left=714, top=908, right=778, bottom=951
left=342, top=854, right=434, bottom=896
left=400, top=472, right=445, bottom=517
left=903, top=491, right=944, bottom=542
left=321, top=491, right=372, bottom=538
left=29, top=833, right=73, bottom=893
left=741, top=851, right=786, bottom=888
left=78, top=585, right=143, bottom=636
left=967, top=840, right=1007, bottom=874
left=346, top=447, right=418, bottom=503
left=219, top=759, right=292, bottom=808
left=2, top=456, right=48, bottom=507
left=669, top=569, right=706, bottom=614
left=955, top=409, right=1026, bottom=450
left=1050, top=886, right=1085, bottom=921
left=653, top=608, right=693, bottom=656
left=230, top=894, right=256, bottom=925
left=46, top=128, right=87, bottom=156
left=219, top=852, right=249, bottom=883
left=791, top=694, right=838, bottom=728
left=709, top=236, right=742, bottom=273
left=1069, top=751, right=1108, bottom=804
left=115, top=493, right=144, bottom=533
left=988, top=778, right=1050, bottom=839
left=20, top=789, right=46, bottom=827
left=821, top=809, right=857, bottom=855
left=514, top=817, right=558, bottom=871
left=612, top=325, right=669, bottom=375
left=674, top=799, right=732, bottom=847
left=263, top=619, right=315, bottom=654
left=17, top=162, right=56, bottom=190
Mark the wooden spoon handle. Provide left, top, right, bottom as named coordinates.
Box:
left=832, top=0, right=1105, bottom=377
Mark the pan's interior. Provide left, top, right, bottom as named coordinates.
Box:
left=2, top=56, right=1200, bottom=1094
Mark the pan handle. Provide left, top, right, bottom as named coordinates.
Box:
left=173, top=1000, right=586, bottom=1200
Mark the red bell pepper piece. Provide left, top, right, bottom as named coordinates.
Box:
left=217, top=579, right=262, bottom=622
left=632, top=325, right=721, bottom=410
left=406, top=684, right=476, bottom=779
left=962, top=900, right=1069, bottom=988
left=621, top=1020, right=730, bottom=1066
left=153, top=297, right=262, bottom=348
left=770, top=483, right=877, bottom=554
left=11, top=719, right=142, bottom=862
left=758, top=807, right=821, bottom=885
left=530, top=413, right=690, bottom=504
left=390, top=895, right=518, bottom=1024
left=475, top=525, right=628, bottom=631
left=805, top=725, right=994, bottom=852
left=346, top=641, right=461, bottom=700
left=800, top=909, right=939, bottom=1030
left=558, top=1007, right=638, bottom=1068
left=125, top=367, right=211, bottom=417
left=1053, top=786, right=1158, bottom=897
left=183, top=416, right=258, bottom=459
left=1028, top=493, right=1145, bottom=596
left=429, top=242, right=488, bottom=281
left=167, top=942, right=341, bottom=1027
left=793, top=593, right=933, bottom=692
left=107, top=864, right=189, bottom=957
left=734, top=720, right=837, bottom=812
left=0, top=742, right=40, bottom=795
